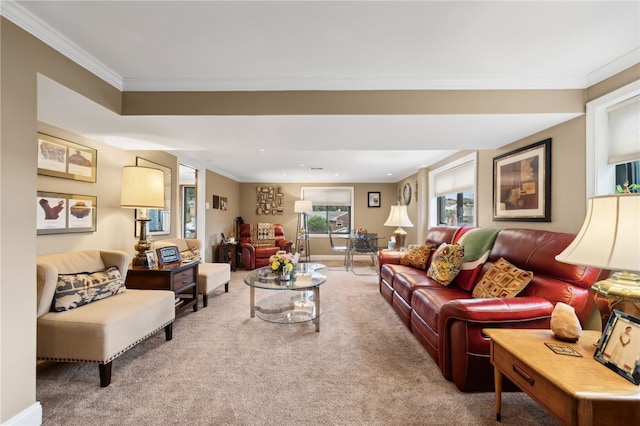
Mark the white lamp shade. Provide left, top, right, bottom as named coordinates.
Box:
left=555, top=194, right=640, bottom=272
left=120, top=166, right=165, bottom=209
left=294, top=200, right=313, bottom=213
left=384, top=205, right=414, bottom=228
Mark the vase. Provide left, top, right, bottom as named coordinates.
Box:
left=279, top=269, right=292, bottom=281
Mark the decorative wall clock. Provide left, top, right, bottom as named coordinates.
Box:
left=403, top=182, right=412, bottom=205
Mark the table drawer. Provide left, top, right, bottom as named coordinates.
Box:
left=172, top=267, right=195, bottom=292
left=493, top=343, right=573, bottom=423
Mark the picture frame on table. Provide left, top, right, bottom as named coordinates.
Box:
left=37, top=133, right=97, bottom=183
left=368, top=192, right=381, bottom=208
left=36, top=191, right=96, bottom=235
left=145, top=251, right=158, bottom=269
left=594, top=309, right=640, bottom=385
left=493, top=138, right=551, bottom=221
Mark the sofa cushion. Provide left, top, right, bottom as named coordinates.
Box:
left=53, top=266, right=125, bottom=312
left=453, top=228, right=500, bottom=291
left=426, top=243, right=464, bottom=286
left=472, top=257, right=533, bottom=298
left=400, top=244, right=433, bottom=269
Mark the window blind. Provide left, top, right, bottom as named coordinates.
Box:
left=302, top=187, right=352, bottom=206
left=607, top=95, right=640, bottom=164
left=433, top=161, right=475, bottom=197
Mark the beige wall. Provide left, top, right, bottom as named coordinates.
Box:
left=205, top=170, right=240, bottom=262
left=238, top=182, right=397, bottom=256
left=1, top=16, right=638, bottom=424
left=37, top=124, right=180, bottom=256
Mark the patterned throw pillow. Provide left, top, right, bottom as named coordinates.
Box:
left=426, top=243, right=464, bottom=286
left=53, top=266, right=125, bottom=312
left=180, top=248, right=202, bottom=263
left=400, top=244, right=433, bottom=269
left=472, top=257, right=533, bottom=298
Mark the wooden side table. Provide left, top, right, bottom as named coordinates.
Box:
left=126, top=262, right=199, bottom=315
left=485, top=328, right=640, bottom=425
left=217, top=243, right=237, bottom=271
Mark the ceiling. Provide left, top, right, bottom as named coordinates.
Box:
left=4, top=1, right=640, bottom=183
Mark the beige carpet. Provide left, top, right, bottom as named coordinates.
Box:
left=37, top=264, right=557, bottom=425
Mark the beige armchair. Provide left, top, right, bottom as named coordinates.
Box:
left=153, top=238, right=231, bottom=307
left=37, top=249, right=175, bottom=387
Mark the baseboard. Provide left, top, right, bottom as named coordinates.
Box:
left=3, top=402, right=42, bottom=426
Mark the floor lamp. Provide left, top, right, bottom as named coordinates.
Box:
left=294, top=200, right=312, bottom=261
left=555, top=194, right=640, bottom=330
left=384, top=203, right=413, bottom=250
left=120, top=166, right=166, bottom=268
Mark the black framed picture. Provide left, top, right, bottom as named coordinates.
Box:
left=594, top=309, right=640, bottom=384
left=368, top=192, right=381, bottom=208
left=493, top=138, right=551, bottom=221
left=156, top=246, right=181, bottom=265
left=212, top=195, right=220, bottom=209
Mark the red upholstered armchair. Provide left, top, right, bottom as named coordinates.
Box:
left=239, top=223, right=293, bottom=270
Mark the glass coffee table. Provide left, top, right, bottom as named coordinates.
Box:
left=243, top=263, right=326, bottom=332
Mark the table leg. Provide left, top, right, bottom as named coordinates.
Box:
left=494, top=367, right=503, bottom=422
left=250, top=287, right=255, bottom=318
left=314, top=286, right=320, bottom=332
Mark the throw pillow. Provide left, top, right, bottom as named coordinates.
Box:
left=426, top=243, right=464, bottom=286
left=53, top=266, right=125, bottom=312
left=400, top=244, right=433, bottom=269
left=472, top=257, right=533, bottom=298
left=180, top=248, right=202, bottom=263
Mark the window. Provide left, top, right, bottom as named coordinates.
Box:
left=437, top=190, right=475, bottom=226
left=587, top=80, right=640, bottom=197
left=301, top=187, right=354, bottom=236
left=429, top=153, right=477, bottom=226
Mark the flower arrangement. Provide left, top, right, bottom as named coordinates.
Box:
left=269, top=251, right=297, bottom=275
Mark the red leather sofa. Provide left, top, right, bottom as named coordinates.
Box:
left=378, top=226, right=607, bottom=392
left=239, top=223, right=293, bottom=270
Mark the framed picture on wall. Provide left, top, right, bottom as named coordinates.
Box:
left=37, top=133, right=97, bottom=182
left=368, top=192, right=381, bottom=208
left=135, top=157, right=171, bottom=236
left=493, top=138, right=551, bottom=222
left=36, top=191, right=97, bottom=235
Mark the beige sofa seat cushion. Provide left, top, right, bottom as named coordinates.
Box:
left=37, top=289, right=175, bottom=363
left=197, top=262, right=231, bottom=294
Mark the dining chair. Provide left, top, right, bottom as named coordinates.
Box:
left=349, top=233, right=379, bottom=275
left=328, top=228, right=351, bottom=270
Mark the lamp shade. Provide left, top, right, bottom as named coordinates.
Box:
left=120, top=166, right=165, bottom=209
left=384, top=205, right=414, bottom=228
left=294, top=200, right=313, bottom=213
left=555, top=194, right=640, bottom=272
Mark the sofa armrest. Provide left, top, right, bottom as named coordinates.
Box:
left=378, top=249, right=404, bottom=266
left=437, top=296, right=554, bottom=387
left=36, top=262, right=59, bottom=318
left=277, top=239, right=293, bottom=252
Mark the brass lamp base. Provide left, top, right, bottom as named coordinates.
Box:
left=132, top=218, right=151, bottom=268
left=592, top=271, right=640, bottom=330
left=393, top=227, right=407, bottom=251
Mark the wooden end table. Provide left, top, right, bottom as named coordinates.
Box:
left=485, top=328, right=640, bottom=426
left=217, top=243, right=237, bottom=272
left=126, top=261, right=199, bottom=315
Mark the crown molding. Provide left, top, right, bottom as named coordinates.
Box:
left=1, top=0, right=123, bottom=90
left=586, top=48, right=640, bottom=87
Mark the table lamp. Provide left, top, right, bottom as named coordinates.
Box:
left=120, top=166, right=166, bottom=267
left=294, top=200, right=313, bottom=259
left=384, top=203, right=413, bottom=250
left=555, top=193, right=640, bottom=329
